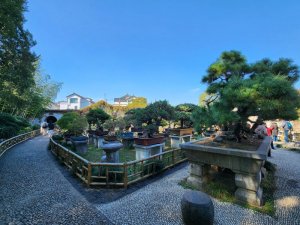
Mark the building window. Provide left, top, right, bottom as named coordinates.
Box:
left=74, top=106, right=78, bottom=110
left=70, top=98, right=78, bottom=103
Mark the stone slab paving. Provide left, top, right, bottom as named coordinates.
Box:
left=0, top=136, right=111, bottom=225
left=97, top=149, right=300, bottom=225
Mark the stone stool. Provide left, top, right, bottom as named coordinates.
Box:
left=181, top=190, right=214, bottom=225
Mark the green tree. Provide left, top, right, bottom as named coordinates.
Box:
left=0, top=0, right=37, bottom=114
left=138, top=100, right=175, bottom=136
left=193, top=51, right=300, bottom=138
left=57, top=112, right=88, bottom=136
left=86, top=108, right=110, bottom=130
left=174, top=103, right=197, bottom=128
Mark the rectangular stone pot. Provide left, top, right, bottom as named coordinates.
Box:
left=180, top=137, right=272, bottom=206
left=134, top=136, right=165, bottom=146
left=169, top=128, right=193, bottom=136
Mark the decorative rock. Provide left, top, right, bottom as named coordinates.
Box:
left=181, top=190, right=214, bottom=225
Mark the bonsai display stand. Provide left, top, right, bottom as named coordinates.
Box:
left=134, top=143, right=164, bottom=160
left=170, top=134, right=192, bottom=149
left=180, top=137, right=272, bottom=206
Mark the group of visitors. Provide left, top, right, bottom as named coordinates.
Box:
left=255, top=120, right=293, bottom=144
left=40, top=121, right=55, bottom=137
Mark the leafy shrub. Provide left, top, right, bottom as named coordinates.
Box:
left=57, top=112, right=88, bottom=136
left=0, top=113, right=30, bottom=139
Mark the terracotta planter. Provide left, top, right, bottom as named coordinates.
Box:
left=134, top=136, right=165, bottom=146
left=169, top=128, right=193, bottom=136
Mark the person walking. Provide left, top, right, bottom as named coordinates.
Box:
left=255, top=122, right=275, bottom=150
left=282, top=120, right=293, bottom=143
left=47, top=121, right=55, bottom=137
left=40, top=122, right=48, bottom=136
left=271, top=122, right=278, bottom=142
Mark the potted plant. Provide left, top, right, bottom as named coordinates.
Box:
left=85, top=108, right=111, bottom=146
left=103, top=118, right=118, bottom=142
left=133, top=100, right=175, bottom=146
left=169, top=103, right=197, bottom=136
left=182, top=51, right=300, bottom=206
left=86, top=108, right=111, bottom=135
left=57, top=112, right=89, bottom=153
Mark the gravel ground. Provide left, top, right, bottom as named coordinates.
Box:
left=0, top=136, right=111, bottom=225
left=97, top=148, right=300, bottom=225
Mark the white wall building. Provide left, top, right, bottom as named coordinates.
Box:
left=113, top=94, right=136, bottom=107
left=51, top=93, right=94, bottom=110
left=65, top=93, right=94, bottom=110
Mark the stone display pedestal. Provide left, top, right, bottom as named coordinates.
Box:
left=181, top=137, right=272, bottom=206
left=187, top=163, right=210, bottom=188
left=170, top=135, right=192, bottom=149
left=93, top=135, right=104, bottom=148
left=234, top=171, right=263, bottom=206
left=134, top=143, right=164, bottom=160
left=101, top=142, right=123, bottom=163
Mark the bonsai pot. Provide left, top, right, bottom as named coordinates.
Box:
left=169, top=128, right=193, bottom=136
left=95, top=130, right=109, bottom=136
left=70, top=136, right=88, bottom=153
left=134, top=136, right=165, bottom=146
left=131, top=127, right=143, bottom=132
left=120, top=132, right=134, bottom=139
left=104, top=135, right=118, bottom=142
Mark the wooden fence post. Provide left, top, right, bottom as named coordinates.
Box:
left=87, top=163, right=92, bottom=186
left=172, top=150, right=175, bottom=165
left=124, top=163, right=128, bottom=188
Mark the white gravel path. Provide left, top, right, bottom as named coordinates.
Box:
left=96, top=149, right=300, bottom=225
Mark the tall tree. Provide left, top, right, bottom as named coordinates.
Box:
left=193, top=51, right=300, bottom=137
left=0, top=0, right=37, bottom=114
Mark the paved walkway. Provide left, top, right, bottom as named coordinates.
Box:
left=1, top=136, right=300, bottom=225
left=0, top=136, right=111, bottom=225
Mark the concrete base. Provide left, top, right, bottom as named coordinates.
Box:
left=187, top=163, right=210, bottom=188
left=134, top=143, right=164, bottom=160
left=97, top=136, right=104, bottom=148
left=235, top=187, right=263, bottom=206
left=170, top=135, right=192, bottom=149
left=234, top=172, right=263, bottom=206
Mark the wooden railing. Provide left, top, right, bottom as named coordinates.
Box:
left=49, top=138, right=187, bottom=188
left=0, top=130, right=41, bottom=158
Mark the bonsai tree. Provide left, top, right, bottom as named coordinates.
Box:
left=57, top=112, right=88, bottom=136
left=174, top=103, right=197, bottom=128
left=86, top=108, right=110, bottom=131
left=192, top=50, right=300, bottom=141
left=138, top=100, right=175, bottom=137
left=124, top=108, right=144, bottom=130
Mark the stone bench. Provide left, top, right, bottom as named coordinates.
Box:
left=181, top=190, right=214, bottom=225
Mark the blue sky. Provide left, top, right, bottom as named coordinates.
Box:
left=25, top=0, right=300, bottom=105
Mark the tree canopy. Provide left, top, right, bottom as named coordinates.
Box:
left=193, top=50, right=300, bottom=134
left=86, top=108, right=110, bottom=130
left=174, top=103, right=197, bottom=128
left=0, top=0, right=61, bottom=119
